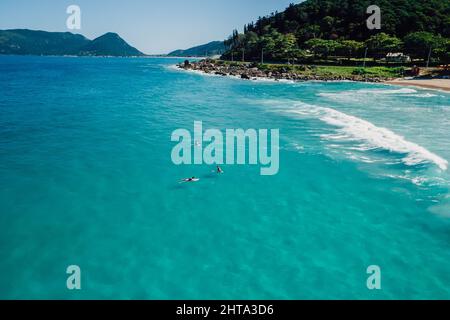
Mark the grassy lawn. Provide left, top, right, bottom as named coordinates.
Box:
left=303, top=65, right=405, bottom=78
left=216, top=60, right=405, bottom=78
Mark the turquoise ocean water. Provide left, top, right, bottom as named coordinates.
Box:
left=0, top=56, right=450, bottom=299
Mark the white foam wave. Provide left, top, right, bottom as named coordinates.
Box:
left=358, top=88, right=417, bottom=94
left=410, top=93, right=438, bottom=98
left=285, top=102, right=448, bottom=170
left=170, top=65, right=300, bottom=83
left=318, top=87, right=423, bottom=101
left=383, top=174, right=429, bottom=186
left=166, top=65, right=225, bottom=78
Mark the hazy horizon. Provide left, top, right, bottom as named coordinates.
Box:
left=0, top=0, right=298, bottom=55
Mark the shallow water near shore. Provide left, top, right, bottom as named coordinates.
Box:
left=1, top=56, right=450, bottom=299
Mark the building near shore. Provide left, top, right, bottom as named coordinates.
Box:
left=386, top=52, right=411, bottom=63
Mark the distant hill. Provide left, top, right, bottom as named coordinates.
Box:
left=0, top=29, right=144, bottom=56
left=222, top=0, right=450, bottom=62
left=244, top=0, right=449, bottom=42
left=168, top=41, right=226, bottom=57
left=78, top=32, right=143, bottom=56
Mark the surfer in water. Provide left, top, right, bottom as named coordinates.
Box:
left=180, top=177, right=199, bottom=183
left=216, top=166, right=223, bottom=174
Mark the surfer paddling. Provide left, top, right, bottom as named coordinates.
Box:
left=180, top=177, right=199, bottom=183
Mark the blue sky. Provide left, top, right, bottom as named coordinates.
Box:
left=0, top=0, right=298, bottom=54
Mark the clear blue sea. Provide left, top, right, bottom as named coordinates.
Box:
left=1, top=56, right=450, bottom=299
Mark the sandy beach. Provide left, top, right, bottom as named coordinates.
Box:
left=385, top=78, right=450, bottom=92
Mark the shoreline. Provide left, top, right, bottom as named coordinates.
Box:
left=178, top=59, right=394, bottom=83
left=384, top=79, right=450, bottom=92
left=178, top=60, right=450, bottom=92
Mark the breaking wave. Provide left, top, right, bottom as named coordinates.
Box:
left=283, top=101, right=448, bottom=170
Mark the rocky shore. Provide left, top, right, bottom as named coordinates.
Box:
left=178, top=59, right=391, bottom=82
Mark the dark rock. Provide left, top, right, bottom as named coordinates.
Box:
left=179, top=60, right=391, bottom=84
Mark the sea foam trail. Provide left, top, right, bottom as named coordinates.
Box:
left=286, top=102, right=448, bottom=171
left=317, top=88, right=428, bottom=101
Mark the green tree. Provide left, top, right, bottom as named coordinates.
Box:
left=281, top=33, right=298, bottom=62
left=244, top=31, right=259, bottom=54
left=434, top=38, right=450, bottom=64
left=320, top=16, right=338, bottom=35
left=296, top=24, right=321, bottom=42
left=338, top=40, right=364, bottom=60
left=266, top=30, right=285, bottom=60
left=404, top=32, right=448, bottom=62
left=305, top=38, right=339, bottom=59
left=365, top=33, right=403, bottom=58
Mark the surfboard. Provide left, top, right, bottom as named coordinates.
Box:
left=180, top=178, right=200, bottom=183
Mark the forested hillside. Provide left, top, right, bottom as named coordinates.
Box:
left=0, top=29, right=144, bottom=56
left=222, top=0, right=450, bottom=64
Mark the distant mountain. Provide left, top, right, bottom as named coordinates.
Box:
left=0, top=29, right=90, bottom=55
left=78, top=32, right=143, bottom=56
left=168, top=41, right=226, bottom=57
left=0, top=29, right=144, bottom=56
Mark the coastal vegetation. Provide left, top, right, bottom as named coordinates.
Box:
left=179, top=59, right=406, bottom=82
left=221, top=0, right=450, bottom=66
